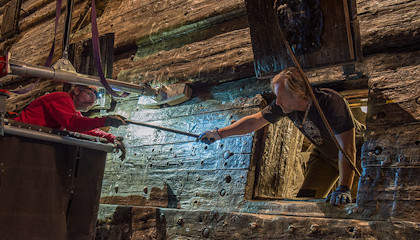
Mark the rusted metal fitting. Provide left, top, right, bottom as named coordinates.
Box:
left=177, top=217, right=183, bottom=226
left=250, top=222, right=258, bottom=229
left=373, top=146, right=382, bottom=155
left=310, top=224, right=320, bottom=233
left=202, top=228, right=210, bottom=238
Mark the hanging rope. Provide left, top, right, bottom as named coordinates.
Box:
left=274, top=8, right=361, bottom=177
left=90, top=0, right=129, bottom=98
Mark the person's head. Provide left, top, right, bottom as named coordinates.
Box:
left=70, top=85, right=99, bottom=112
left=271, top=67, right=310, bottom=113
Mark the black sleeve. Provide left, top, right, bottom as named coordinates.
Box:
left=323, top=93, right=355, bottom=135
left=261, top=100, right=285, bottom=123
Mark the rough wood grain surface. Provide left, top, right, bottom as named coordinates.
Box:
left=100, top=77, right=267, bottom=210
left=253, top=117, right=304, bottom=199
left=1, top=0, right=418, bottom=87
left=95, top=205, right=420, bottom=240
left=367, top=64, right=420, bottom=125
left=1, top=0, right=419, bottom=239
left=357, top=0, right=420, bottom=54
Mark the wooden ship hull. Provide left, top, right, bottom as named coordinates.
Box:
left=0, top=0, right=419, bottom=239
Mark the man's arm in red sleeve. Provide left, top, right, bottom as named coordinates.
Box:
left=83, top=128, right=116, bottom=143
left=46, top=94, right=106, bottom=132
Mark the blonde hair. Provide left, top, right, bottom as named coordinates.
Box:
left=271, top=67, right=310, bottom=100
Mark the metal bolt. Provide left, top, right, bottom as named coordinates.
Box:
left=202, top=228, right=210, bottom=238
left=250, top=222, right=257, bottom=229
left=220, top=189, right=226, bottom=197
left=374, top=146, right=382, bottom=155
left=223, top=151, right=233, bottom=159
left=310, top=224, right=319, bottom=233
left=377, top=112, right=386, bottom=119
left=177, top=217, right=183, bottom=226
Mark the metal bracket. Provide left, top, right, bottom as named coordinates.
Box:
left=52, top=58, right=77, bottom=72
left=342, top=63, right=363, bottom=80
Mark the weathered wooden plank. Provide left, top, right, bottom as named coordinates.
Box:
left=20, top=0, right=53, bottom=19
left=362, top=125, right=420, bottom=167
left=100, top=169, right=249, bottom=210
left=114, top=28, right=254, bottom=85
left=367, top=100, right=419, bottom=126
left=83, top=0, right=246, bottom=50
left=357, top=0, right=420, bottom=54
left=134, top=9, right=248, bottom=59
left=113, top=0, right=420, bottom=85
left=253, top=117, right=305, bottom=199
left=96, top=205, right=420, bottom=240
left=0, top=0, right=22, bottom=39
left=357, top=166, right=420, bottom=222
left=2, top=0, right=419, bottom=88
left=105, top=139, right=253, bottom=172
left=7, top=2, right=85, bottom=65
left=366, top=65, right=420, bottom=125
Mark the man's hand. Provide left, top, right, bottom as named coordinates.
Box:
left=198, top=128, right=222, bottom=144
left=114, top=136, right=126, bottom=161
left=105, top=115, right=127, bottom=128
left=326, top=185, right=351, bottom=205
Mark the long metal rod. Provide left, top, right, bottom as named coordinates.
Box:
left=125, top=120, right=199, bottom=138
left=4, top=125, right=115, bottom=152
left=9, top=59, right=156, bottom=95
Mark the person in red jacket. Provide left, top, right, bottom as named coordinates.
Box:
left=14, top=85, right=127, bottom=160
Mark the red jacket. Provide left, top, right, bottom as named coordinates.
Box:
left=14, top=92, right=116, bottom=143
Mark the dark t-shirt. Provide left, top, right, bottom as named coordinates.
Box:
left=261, top=88, right=358, bottom=158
